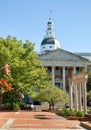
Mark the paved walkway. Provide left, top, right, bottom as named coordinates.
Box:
left=0, top=111, right=85, bottom=130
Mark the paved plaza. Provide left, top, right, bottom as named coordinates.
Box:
left=0, top=111, right=86, bottom=130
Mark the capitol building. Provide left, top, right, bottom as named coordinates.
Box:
left=39, top=16, right=91, bottom=92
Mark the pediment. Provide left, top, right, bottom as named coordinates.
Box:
left=39, top=49, right=88, bottom=62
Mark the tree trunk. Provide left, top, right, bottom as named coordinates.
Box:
left=52, top=104, right=55, bottom=110
left=51, top=99, right=55, bottom=110
left=49, top=103, right=52, bottom=110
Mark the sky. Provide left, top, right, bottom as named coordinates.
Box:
left=0, top=0, right=91, bottom=53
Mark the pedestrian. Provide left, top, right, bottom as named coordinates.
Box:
left=30, top=104, right=34, bottom=111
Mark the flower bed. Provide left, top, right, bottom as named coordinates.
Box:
left=67, top=116, right=89, bottom=121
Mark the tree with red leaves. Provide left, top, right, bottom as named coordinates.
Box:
left=0, top=79, right=12, bottom=93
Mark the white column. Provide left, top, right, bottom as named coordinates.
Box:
left=52, top=66, right=55, bottom=86
left=78, top=83, right=82, bottom=110
left=72, top=66, right=76, bottom=109
left=74, top=83, right=78, bottom=111
left=73, top=66, right=76, bottom=74
left=84, top=66, right=87, bottom=72
left=60, top=68, right=62, bottom=88
left=69, top=82, right=73, bottom=109
left=63, top=66, right=66, bottom=91
left=82, top=80, right=87, bottom=115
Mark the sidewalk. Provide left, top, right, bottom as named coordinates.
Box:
left=0, top=111, right=85, bottom=130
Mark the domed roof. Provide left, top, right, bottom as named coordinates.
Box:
left=41, top=38, right=56, bottom=45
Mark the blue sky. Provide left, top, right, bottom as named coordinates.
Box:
left=0, top=0, right=91, bottom=52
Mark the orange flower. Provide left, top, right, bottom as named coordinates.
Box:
left=0, top=79, right=12, bottom=92
left=0, top=79, right=7, bottom=87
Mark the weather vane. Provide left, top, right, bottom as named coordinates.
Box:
left=50, top=9, right=52, bottom=18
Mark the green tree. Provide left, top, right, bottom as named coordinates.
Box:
left=32, top=86, right=69, bottom=110
left=87, top=72, right=91, bottom=92
left=0, top=36, right=49, bottom=109
left=87, top=90, right=91, bottom=101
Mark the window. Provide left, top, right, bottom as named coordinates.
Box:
left=55, top=83, right=63, bottom=89
left=55, top=67, right=60, bottom=75
left=55, top=83, right=60, bottom=88
left=47, top=67, right=51, bottom=74
left=65, top=68, right=68, bottom=75
left=87, top=67, right=91, bottom=72
left=76, top=67, right=79, bottom=73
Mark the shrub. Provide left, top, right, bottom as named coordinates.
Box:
left=13, top=103, right=20, bottom=111
left=2, top=103, right=20, bottom=111
left=87, top=107, right=91, bottom=114
left=69, top=108, right=77, bottom=116
left=87, top=107, right=91, bottom=112
left=18, top=102, right=26, bottom=110
left=76, top=110, right=85, bottom=117
left=2, top=103, right=12, bottom=110
left=59, top=108, right=70, bottom=117
left=59, top=108, right=84, bottom=117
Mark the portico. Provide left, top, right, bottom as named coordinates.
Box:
left=39, top=48, right=89, bottom=92
left=44, top=65, right=87, bottom=92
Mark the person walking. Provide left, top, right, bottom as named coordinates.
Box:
left=30, top=104, right=34, bottom=111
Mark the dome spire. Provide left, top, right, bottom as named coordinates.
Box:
left=50, top=9, right=52, bottom=19
left=44, top=10, right=55, bottom=39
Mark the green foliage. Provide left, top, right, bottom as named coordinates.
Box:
left=87, top=90, right=91, bottom=101
left=2, top=103, right=12, bottom=110
left=32, top=86, right=69, bottom=110
left=3, top=91, right=19, bottom=104
left=59, top=108, right=84, bottom=117
left=87, top=72, right=91, bottom=92
left=2, top=102, right=20, bottom=111
left=0, top=36, right=48, bottom=90
left=0, top=36, right=49, bottom=106
left=87, top=107, right=91, bottom=112
left=13, top=103, right=20, bottom=111
left=59, top=108, right=76, bottom=117
left=18, top=102, right=26, bottom=110
left=69, top=108, right=77, bottom=116
left=59, top=108, right=70, bottom=116
left=76, top=110, right=85, bottom=117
